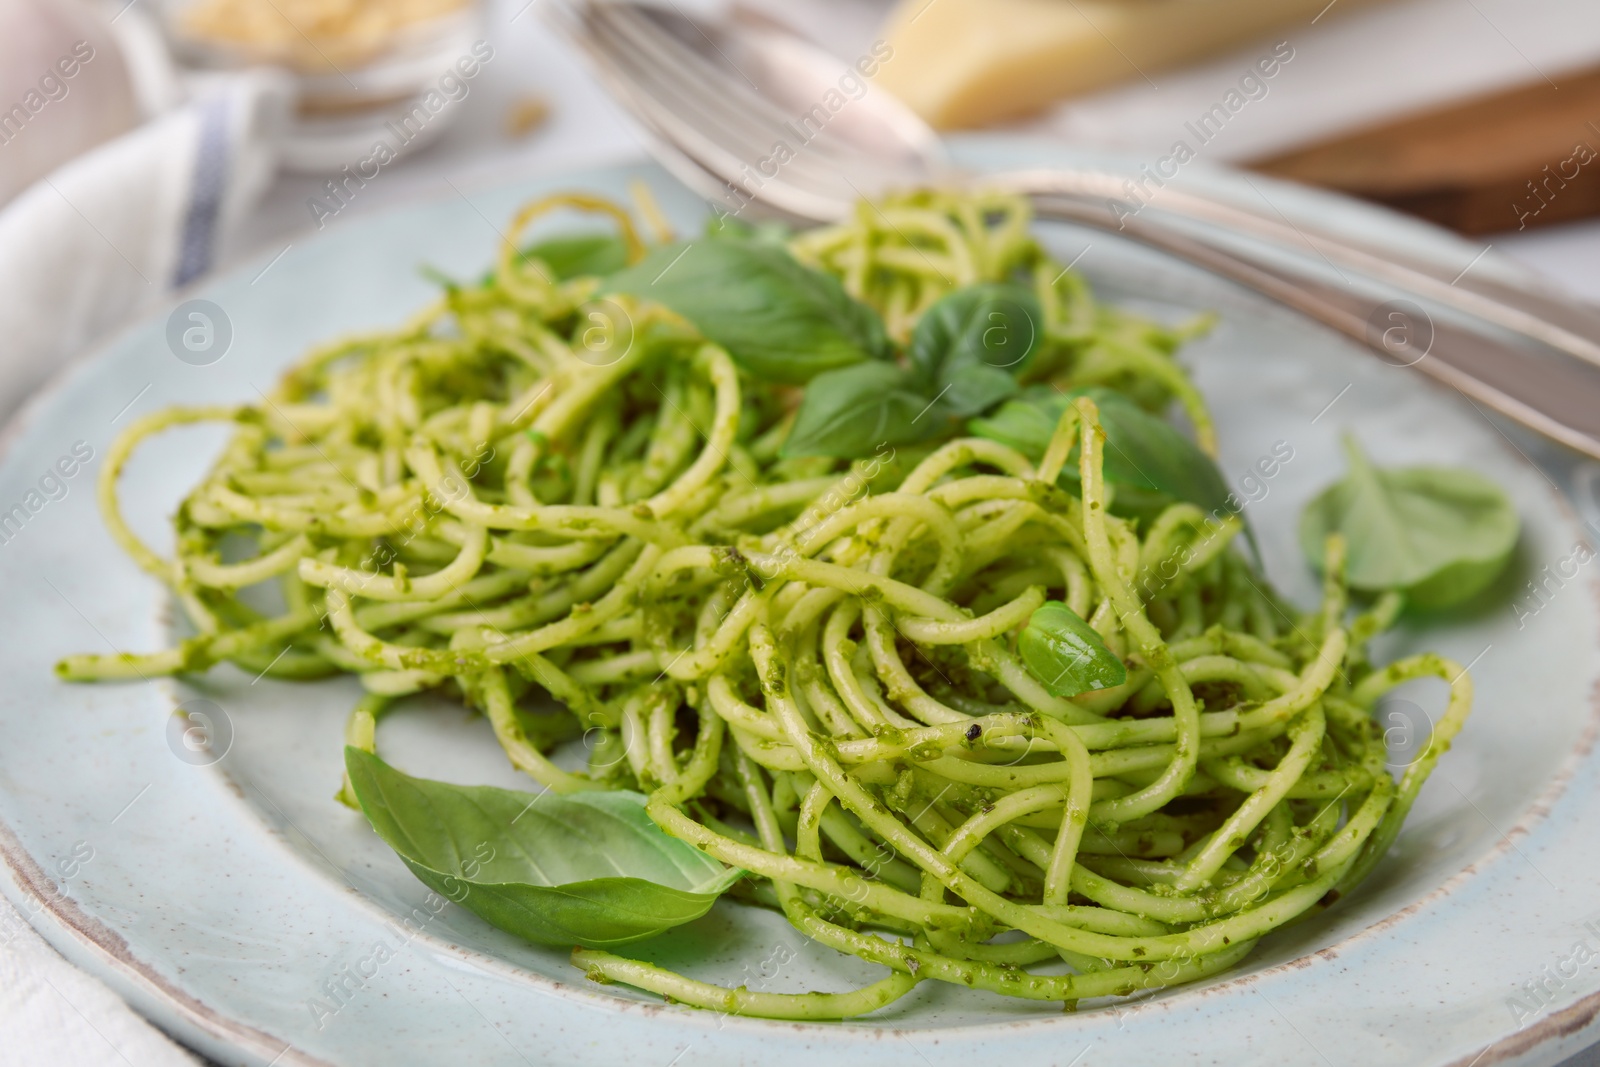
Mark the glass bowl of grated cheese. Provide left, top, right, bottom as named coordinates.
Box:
left=156, top=0, right=486, bottom=169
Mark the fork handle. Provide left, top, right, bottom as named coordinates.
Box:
left=1027, top=193, right=1600, bottom=460
left=994, top=169, right=1600, bottom=373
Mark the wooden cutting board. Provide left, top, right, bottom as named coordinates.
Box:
left=1251, top=66, right=1600, bottom=235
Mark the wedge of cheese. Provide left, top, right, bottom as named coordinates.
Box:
left=873, top=0, right=1395, bottom=128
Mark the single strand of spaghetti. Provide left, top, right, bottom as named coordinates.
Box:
left=190, top=484, right=418, bottom=539
left=496, top=192, right=645, bottom=290
left=503, top=435, right=541, bottom=509
left=406, top=444, right=676, bottom=543
left=1036, top=403, right=1083, bottom=486
left=1068, top=627, right=1346, bottom=749
left=298, top=523, right=487, bottom=602
left=747, top=553, right=958, bottom=619
left=645, top=687, right=682, bottom=782
left=1338, top=653, right=1472, bottom=892
left=896, top=585, right=1043, bottom=643
left=622, top=382, right=690, bottom=507
left=477, top=666, right=593, bottom=793
left=616, top=691, right=655, bottom=784
left=571, top=948, right=920, bottom=1019
left=938, top=784, right=1065, bottom=882
left=644, top=797, right=973, bottom=929
left=97, top=406, right=244, bottom=579
left=567, top=650, right=660, bottom=686
left=1207, top=754, right=1371, bottom=800
left=895, top=439, right=1035, bottom=496
left=183, top=533, right=311, bottom=590
left=728, top=725, right=807, bottom=772
left=324, top=591, right=469, bottom=674
left=486, top=537, right=610, bottom=574
left=334, top=692, right=396, bottom=808
left=56, top=606, right=322, bottom=681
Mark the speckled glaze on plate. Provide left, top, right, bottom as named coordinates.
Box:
left=4, top=139, right=1600, bottom=1067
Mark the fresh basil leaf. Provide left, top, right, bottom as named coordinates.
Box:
left=937, top=362, right=1022, bottom=420
left=1018, top=601, right=1127, bottom=697
left=782, top=361, right=939, bottom=458
left=345, top=748, right=742, bottom=948
left=1299, top=437, right=1519, bottom=610
left=521, top=233, right=631, bottom=280
left=971, top=386, right=1232, bottom=511
left=604, top=238, right=890, bottom=384
left=966, top=388, right=1061, bottom=457
left=909, top=283, right=1041, bottom=416
left=705, top=215, right=792, bottom=245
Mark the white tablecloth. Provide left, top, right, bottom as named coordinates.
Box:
left=3, top=0, right=1599, bottom=1063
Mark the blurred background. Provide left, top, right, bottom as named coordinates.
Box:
left=1, top=0, right=1598, bottom=433
left=2, top=0, right=1600, bottom=1063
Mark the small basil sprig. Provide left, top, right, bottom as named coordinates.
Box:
left=783, top=283, right=1044, bottom=457
left=971, top=386, right=1234, bottom=517
left=1018, top=601, right=1126, bottom=697
left=604, top=238, right=890, bottom=384
left=345, top=748, right=742, bottom=948
left=1299, top=437, right=1519, bottom=610
left=908, top=283, right=1043, bottom=417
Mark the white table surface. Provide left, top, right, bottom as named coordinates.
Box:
left=4, top=0, right=1598, bottom=1063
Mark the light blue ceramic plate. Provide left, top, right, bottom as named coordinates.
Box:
left=4, top=140, right=1600, bottom=1067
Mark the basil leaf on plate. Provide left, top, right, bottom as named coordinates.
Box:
left=604, top=238, right=890, bottom=384
left=1299, top=437, right=1519, bottom=610
left=909, top=283, right=1042, bottom=416
left=521, top=233, right=632, bottom=280
left=782, top=361, right=943, bottom=459
left=1018, top=601, right=1127, bottom=697
left=345, top=748, right=742, bottom=948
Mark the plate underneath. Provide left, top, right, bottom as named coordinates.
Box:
left=2, top=145, right=1599, bottom=1067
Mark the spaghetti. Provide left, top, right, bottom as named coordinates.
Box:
left=60, top=189, right=1471, bottom=1018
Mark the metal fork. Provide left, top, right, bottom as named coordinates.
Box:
left=550, top=0, right=1600, bottom=459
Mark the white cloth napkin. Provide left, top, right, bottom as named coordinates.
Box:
left=0, top=900, right=202, bottom=1067
left=0, top=68, right=287, bottom=422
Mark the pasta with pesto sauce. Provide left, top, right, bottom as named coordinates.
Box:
left=60, top=189, right=1471, bottom=1019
